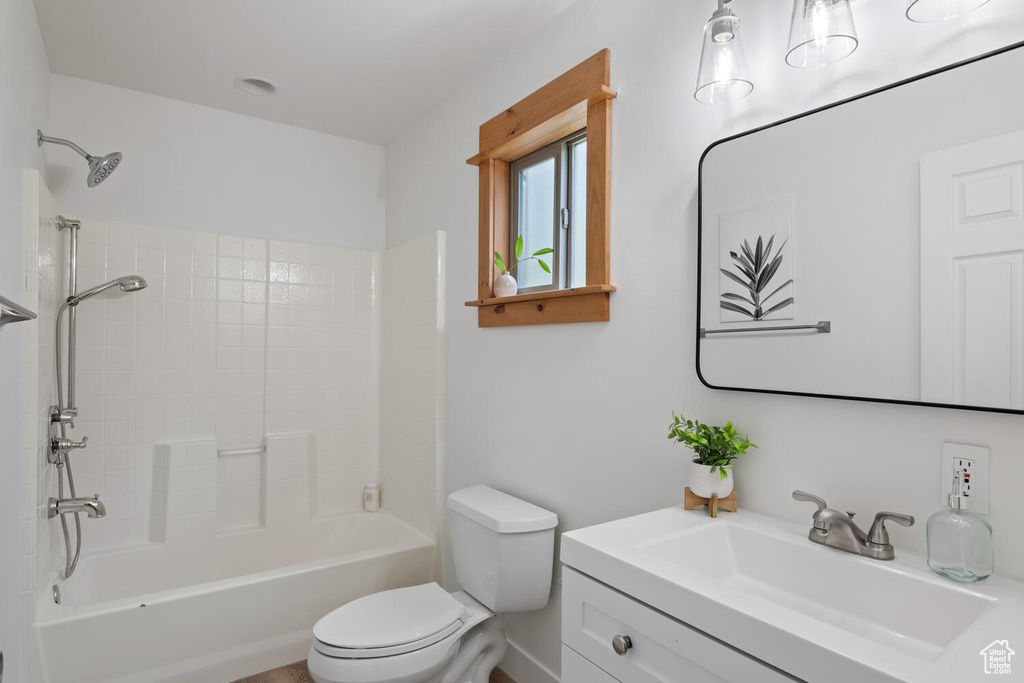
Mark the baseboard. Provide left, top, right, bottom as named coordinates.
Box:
left=497, top=639, right=560, bottom=683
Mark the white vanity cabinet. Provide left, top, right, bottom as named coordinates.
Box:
left=561, top=567, right=802, bottom=683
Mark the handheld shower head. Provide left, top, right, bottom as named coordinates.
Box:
left=117, top=275, right=147, bottom=292
left=38, top=130, right=123, bottom=187
left=68, top=275, right=148, bottom=305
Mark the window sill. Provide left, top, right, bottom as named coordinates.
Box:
left=464, top=285, right=616, bottom=327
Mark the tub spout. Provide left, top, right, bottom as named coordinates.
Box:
left=48, top=495, right=106, bottom=519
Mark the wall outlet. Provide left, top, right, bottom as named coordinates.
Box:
left=941, top=443, right=989, bottom=514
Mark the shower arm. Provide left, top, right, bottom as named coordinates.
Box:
left=38, top=130, right=93, bottom=161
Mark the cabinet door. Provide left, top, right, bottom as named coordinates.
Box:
left=563, top=644, right=620, bottom=683
left=562, top=567, right=802, bottom=683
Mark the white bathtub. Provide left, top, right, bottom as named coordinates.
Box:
left=34, top=511, right=435, bottom=683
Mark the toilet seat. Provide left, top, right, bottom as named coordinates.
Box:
left=313, top=583, right=466, bottom=659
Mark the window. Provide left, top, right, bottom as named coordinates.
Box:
left=510, top=131, right=587, bottom=293
left=464, top=49, right=616, bottom=327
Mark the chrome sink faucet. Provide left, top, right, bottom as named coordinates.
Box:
left=793, top=491, right=914, bottom=561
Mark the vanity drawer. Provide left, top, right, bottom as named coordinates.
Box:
left=562, top=567, right=801, bottom=683
left=563, top=644, right=620, bottom=682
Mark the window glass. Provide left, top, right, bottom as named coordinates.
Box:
left=570, top=139, right=588, bottom=288
left=517, top=156, right=557, bottom=290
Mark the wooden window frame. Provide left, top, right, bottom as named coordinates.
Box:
left=464, top=49, right=617, bottom=327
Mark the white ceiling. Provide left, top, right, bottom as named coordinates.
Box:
left=33, top=0, right=579, bottom=145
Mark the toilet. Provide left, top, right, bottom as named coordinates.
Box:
left=307, top=485, right=558, bottom=683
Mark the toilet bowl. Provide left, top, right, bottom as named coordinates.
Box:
left=308, top=486, right=557, bottom=683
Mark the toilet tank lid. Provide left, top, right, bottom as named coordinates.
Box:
left=447, top=485, right=558, bottom=533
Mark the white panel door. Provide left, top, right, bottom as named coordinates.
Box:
left=920, top=130, right=1024, bottom=409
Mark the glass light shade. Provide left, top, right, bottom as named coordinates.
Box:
left=907, top=0, right=991, bottom=22
left=786, top=0, right=858, bottom=68
left=695, top=14, right=753, bottom=104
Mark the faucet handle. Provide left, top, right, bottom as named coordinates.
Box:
left=792, top=490, right=828, bottom=510
left=793, top=491, right=829, bottom=530
left=867, top=512, right=915, bottom=546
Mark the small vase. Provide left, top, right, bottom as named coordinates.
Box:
left=494, top=271, right=518, bottom=298
left=689, top=462, right=734, bottom=499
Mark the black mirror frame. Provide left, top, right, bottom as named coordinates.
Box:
left=696, top=39, right=1024, bottom=416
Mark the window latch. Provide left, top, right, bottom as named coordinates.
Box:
left=561, top=208, right=570, bottom=230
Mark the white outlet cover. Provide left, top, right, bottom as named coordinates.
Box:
left=941, top=442, right=990, bottom=514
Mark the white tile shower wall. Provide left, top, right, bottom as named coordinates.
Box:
left=264, top=243, right=381, bottom=517
left=39, top=218, right=382, bottom=553
left=266, top=433, right=314, bottom=526
left=379, top=232, right=446, bottom=553
left=21, top=170, right=61, bottom=607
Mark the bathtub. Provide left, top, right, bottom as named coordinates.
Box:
left=34, top=511, right=435, bottom=683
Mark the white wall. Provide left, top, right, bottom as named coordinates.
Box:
left=0, top=1, right=50, bottom=680
left=47, top=75, right=386, bottom=251
left=385, top=1, right=1024, bottom=680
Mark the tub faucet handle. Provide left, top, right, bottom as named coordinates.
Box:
left=52, top=435, right=88, bottom=451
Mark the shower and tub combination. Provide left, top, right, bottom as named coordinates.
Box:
left=29, top=131, right=445, bottom=682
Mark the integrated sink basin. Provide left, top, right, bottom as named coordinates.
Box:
left=639, top=522, right=994, bottom=661
left=562, top=506, right=1024, bottom=682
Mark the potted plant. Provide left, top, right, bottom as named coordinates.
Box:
left=493, top=235, right=553, bottom=297
left=667, top=413, right=756, bottom=499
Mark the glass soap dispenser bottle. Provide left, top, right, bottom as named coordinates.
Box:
left=927, top=469, right=993, bottom=583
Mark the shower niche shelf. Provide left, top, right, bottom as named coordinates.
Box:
left=0, top=294, right=37, bottom=327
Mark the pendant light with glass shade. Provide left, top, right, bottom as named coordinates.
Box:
left=786, top=0, right=859, bottom=68
left=906, top=0, right=992, bottom=22
left=695, top=0, right=753, bottom=104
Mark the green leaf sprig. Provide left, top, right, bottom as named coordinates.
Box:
left=494, top=235, right=554, bottom=275
left=667, top=413, right=756, bottom=480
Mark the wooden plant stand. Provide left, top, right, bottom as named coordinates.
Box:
left=684, top=488, right=737, bottom=518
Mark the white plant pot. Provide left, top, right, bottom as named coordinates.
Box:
left=689, top=462, right=734, bottom=499
left=494, top=272, right=518, bottom=298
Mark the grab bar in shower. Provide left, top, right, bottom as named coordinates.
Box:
left=217, top=446, right=266, bottom=457
left=700, top=320, right=831, bottom=338
left=0, top=294, right=37, bottom=327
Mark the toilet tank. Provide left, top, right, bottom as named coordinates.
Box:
left=447, top=485, right=558, bottom=613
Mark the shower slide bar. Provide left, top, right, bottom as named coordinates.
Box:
left=700, top=320, right=831, bottom=338
left=0, top=294, right=37, bottom=327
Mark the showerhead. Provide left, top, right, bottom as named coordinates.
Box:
left=87, top=152, right=123, bottom=187
left=68, top=275, right=148, bottom=305
left=116, top=275, right=147, bottom=292
left=37, top=130, right=123, bottom=188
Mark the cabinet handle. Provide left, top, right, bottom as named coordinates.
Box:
left=611, top=634, right=632, bottom=656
